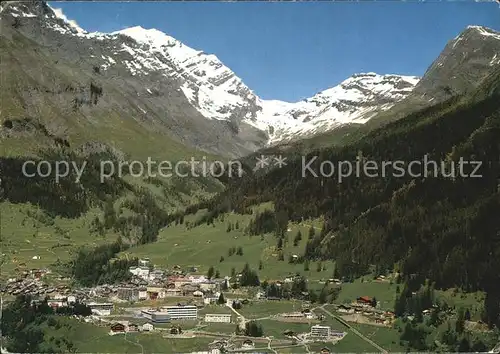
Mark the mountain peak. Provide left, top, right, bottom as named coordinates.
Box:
left=410, top=24, right=500, bottom=102
left=456, top=25, right=500, bottom=41
left=113, top=26, right=178, bottom=47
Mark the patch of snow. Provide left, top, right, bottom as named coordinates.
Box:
left=467, top=25, right=500, bottom=41
left=49, top=5, right=86, bottom=34
left=490, top=54, right=500, bottom=66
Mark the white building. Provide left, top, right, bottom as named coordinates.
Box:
left=311, top=325, right=331, bottom=338
left=148, top=269, right=164, bottom=281
left=282, top=312, right=304, bottom=318
left=138, top=288, right=148, bottom=300
left=164, top=305, right=198, bottom=320
left=199, top=282, right=217, bottom=291
left=205, top=314, right=232, bottom=323
left=305, top=312, right=315, bottom=319
left=129, top=266, right=150, bottom=279
left=188, top=275, right=208, bottom=283
left=141, top=310, right=171, bottom=323
left=139, top=258, right=150, bottom=267
left=141, top=323, right=154, bottom=331
left=330, top=330, right=345, bottom=338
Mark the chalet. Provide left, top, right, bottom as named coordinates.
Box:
left=193, top=290, right=204, bottom=297
left=147, top=286, right=165, bottom=300
left=110, top=323, right=126, bottom=334
left=242, top=339, right=254, bottom=349
left=337, top=304, right=353, bottom=313
left=182, top=284, right=199, bottom=296
left=166, top=288, right=183, bottom=297
left=304, top=312, right=315, bottom=319
left=127, top=323, right=139, bottom=332
left=282, top=312, right=304, bottom=318
left=170, top=326, right=181, bottom=335
left=209, top=340, right=227, bottom=350
left=142, top=323, right=154, bottom=331
left=301, top=308, right=315, bottom=320
left=168, top=276, right=189, bottom=288
left=356, top=296, right=373, bottom=305
left=138, top=287, right=148, bottom=300
left=47, top=299, right=66, bottom=309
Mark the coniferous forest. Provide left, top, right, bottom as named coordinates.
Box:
left=183, top=68, right=500, bottom=329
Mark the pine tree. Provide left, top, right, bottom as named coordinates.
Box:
left=318, top=286, right=328, bottom=304
left=464, top=308, right=471, bottom=321
left=207, top=266, right=215, bottom=279
left=293, top=230, right=302, bottom=246
left=456, top=307, right=465, bottom=333
left=308, top=226, right=315, bottom=239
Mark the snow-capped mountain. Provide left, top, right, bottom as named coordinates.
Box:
left=253, top=73, right=419, bottom=143
left=100, top=25, right=420, bottom=145
left=2, top=1, right=499, bottom=157
left=7, top=2, right=420, bottom=146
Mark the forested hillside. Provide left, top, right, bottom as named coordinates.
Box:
left=183, top=68, right=500, bottom=327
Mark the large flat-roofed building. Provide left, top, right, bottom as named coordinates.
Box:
left=141, top=309, right=171, bottom=323
left=205, top=314, right=232, bottom=323
left=87, top=302, right=113, bottom=316
left=164, top=305, right=198, bottom=320
left=311, top=325, right=331, bottom=338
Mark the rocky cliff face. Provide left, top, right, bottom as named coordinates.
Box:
left=407, top=25, right=500, bottom=104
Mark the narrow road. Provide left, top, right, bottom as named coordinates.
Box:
left=266, top=337, right=278, bottom=354
left=303, top=342, right=311, bottom=354
left=319, top=305, right=387, bottom=354
left=227, top=303, right=246, bottom=326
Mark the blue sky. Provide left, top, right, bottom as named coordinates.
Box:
left=50, top=1, right=500, bottom=102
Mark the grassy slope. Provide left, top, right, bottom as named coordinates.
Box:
left=121, top=205, right=333, bottom=283
left=0, top=30, right=222, bottom=162
left=0, top=30, right=228, bottom=279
